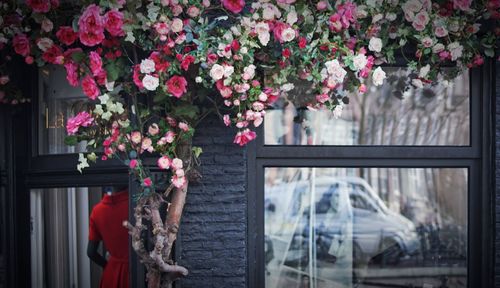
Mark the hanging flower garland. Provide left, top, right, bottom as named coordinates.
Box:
left=0, top=0, right=499, bottom=285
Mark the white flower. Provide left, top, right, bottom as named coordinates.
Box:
left=108, top=102, right=125, bottom=114
left=77, top=153, right=89, bottom=173
left=372, top=67, right=386, bottom=86
left=140, top=59, right=156, bottom=74
left=210, top=64, right=225, bottom=81
left=258, top=31, right=270, bottom=46
left=223, top=65, right=234, bottom=78
left=287, top=9, right=298, bottom=25
left=281, top=83, right=295, bottom=92
left=240, top=46, right=248, bottom=54
left=352, top=54, right=368, bottom=71
left=281, top=27, right=296, bottom=42
left=142, top=74, right=159, bottom=91
left=419, top=64, right=430, bottom=78
left=102, top=111, right=113, bottom=121
left=369, top=37, right=383, bottom=53
left=333, top=105, right=343, bottom=119
left=402, top=0, right=422, bottom=13
left=412, top=78, right=424, bottom=88
left=172, top=158, right=183, bottom=170
left=372, top=13, right=383, bottom=23
left=93, top=104, right=104, bottom=115
left=171, top=18, right=184, bottom=33
left=243, top=64, right=256, bottom=80
left=255, top=22, right=270, bottom=35
left=195, top=76, right=203, bottom=83
left=432, top=43, right=445, bottom=53
left=36, top=37, right=53, bottom=52
left=98, top=94, right=110, bottom=105
left=447, top=42, right=463, bottom=61
left=41, top=18, right=53, bottom=32
left=324, top=60, right=347, bottom=83
left=386, top=13, right=397, bottom=21
left=262, top=6, right=275, bottom=20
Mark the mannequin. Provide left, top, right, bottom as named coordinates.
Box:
left=87, top=186, right=129, bottom=288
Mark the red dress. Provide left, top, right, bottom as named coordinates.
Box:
left=89, top=190, right=130, bottom=288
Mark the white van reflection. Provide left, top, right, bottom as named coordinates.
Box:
left=265, top=177, right=420, bottom=270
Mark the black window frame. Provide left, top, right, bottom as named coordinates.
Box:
left=247, top=62, right=495, bottom=288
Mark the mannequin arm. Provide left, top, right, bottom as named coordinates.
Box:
left=87, top=240, right=107, bottom=268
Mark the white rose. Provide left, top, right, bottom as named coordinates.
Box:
left=281, top=83, right=295, bottom=92
left=243, top=64, right=256, bottom=80
left=258, top=31, right=270, bottom=46
left=140, top=59, right=156, bottom=74
left=240, top=47, right=248, bottom=54
left=287, top=9, right=298, bottom=25
left=210, top=64, right=225, bottom=81
left=369, top=37, right=383, bottom=53
left=372, top=13, right=383, bottom=23
left=36, top=37, right=53, bottom=52
left=419, top=64, right=430, bottom=78
left=262, top=7, right=275, bottom=20
left=325, top=59, right=347, bottom=83
left=352, top=54, right=368, bottom=71
left=402, top=0, right=422, bottom=13
left=432, top=43, right=445, bottom=53
left=372, top=67, right=386, bottom=86
left=41, top=19, right=53, bottom=32
left=448, top=42, right=463, bottom=61
left=386, top=13, right=397, bottom=21
left=223, top=65, right=234, bottom=78
left=195, top=76, right=203, bottom=83
left=281, top=27, right=296, bottom=42
left=171, top=18, right=184, bottom=33
left=142, top=75, right=159, bottom=91
left=255, top=22, right=270, bottom=35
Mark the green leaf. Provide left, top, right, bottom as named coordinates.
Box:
left=64, top=136, right=78, bottom=146
left=105, top=62, right=121, bottom=82
left=71, top=51, right=86, bottom=63
left=173, top=104, right=199, bottom=120
left=192, top=146, right=203, bottom=158
left=484, top=49, right=495, bottom=58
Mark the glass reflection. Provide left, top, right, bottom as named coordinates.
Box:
left=265, top=68, right=469, bottom=146
left=264, top=167, right=467, bottom=288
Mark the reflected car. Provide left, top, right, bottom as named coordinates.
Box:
left=267, top=177, right=420, bottom=267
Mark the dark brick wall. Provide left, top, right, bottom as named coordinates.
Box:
left=495, top=62, right=500, bottom=287
left=179, top=116, right=247, bottom=288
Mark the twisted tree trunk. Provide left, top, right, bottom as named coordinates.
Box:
left=125, top=139, right=193, bottom=288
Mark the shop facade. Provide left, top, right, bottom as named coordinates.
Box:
left=0, top=61, right=498, bottom=288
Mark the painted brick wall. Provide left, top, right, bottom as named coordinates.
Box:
left=178, top=116, right=247, bottom=288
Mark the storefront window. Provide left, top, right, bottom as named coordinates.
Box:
left=264, top=167, right=467, bottom=288
left=38, top=66, right=88, bottom=154
left=264, top=69, right=469, bottom=146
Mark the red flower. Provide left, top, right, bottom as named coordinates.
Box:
left=133, top=65, right=144, bottom=89
left=282, top=48, right=291, bottom=58
left=27, top=0, right=50, bottom=13
left=222, top=0, right=245, bottom=13
left=81, top=75, right=99, bottom=100
left=180, top=55, right=195, bottom=71
left=56, top=27, right=78, bottom=46
left=150, top=52, right=170, bottom=72
left=166, top=75, right=187, bottom=98
left=298, top=37, right=307, bottom=49
left=231, top=40, right=240, bottom=51
left=42, top=45, right=63, bottom=64
left=104, top=9, right=125, bottom=37
left=12, top=34, right=31, bottom=57
left=143, top=177, right=152, bottom=187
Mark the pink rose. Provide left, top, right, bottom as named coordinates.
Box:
left=234, top=129, right=257, bottom=146
left=143, top=177, right=152, bottom=187
left=64, top=62, right=79, bottom=87
left=434, top=26, right=448, bottom=38
left=66, top=111, right=94, bottom=135
left=222, top=0, right=245, bottom=14
left=104, top=9, right=125, bottom=37
left=273, top=22, right=288, bottom=43
left=129, top=159, right=138, bottom=169
left=412, top=11, right=429, bottom=31
left=165, top=131, right=175, bottom=143
left=81, top=76, right=99, bottom=100
left=317, top=1, right=328, bottom=10
left=172, top=174, right=186, bottom=188
left=13, top=34, right=31, bottom=57
left=42, top=45, right=63, bottom=64
left=56, top=26, right=78, bottom=46
left=166, top=75, right=187, bottom=98
left=223, top=115, right=231, bottom=126
left=171, top=158, right=183, bottom=170
left=0, top=76, right=9, bottom=85
left=157, top=156, right=172, bottom=170
left=89, top=51, right=103, bottom=76
left=179, top=122, right=189, bottom=131
left=78, top=5, right=105, bottom=46
left=27, top=0, right=50, bottom=13
left=316, top=94, right=329, bottom=104
left=187, top=6, right=201, bottom=18
left=130, top=131, right=142, bottom=144
left=148, top=123, right=160, bottom=136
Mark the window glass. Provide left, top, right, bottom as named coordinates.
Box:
left=264, top=167, right=467, bottom=288
left=264, top=68, right=470, bottom=146
left=38, top=66, right=88, bottom=154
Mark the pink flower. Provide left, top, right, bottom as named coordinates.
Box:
left=412, top=11, right=429, bottom=31
left=316, top=94, right=329, bottom=104
left=89, top=51, right=103, bottom=76
left=42, top=45, right=63, bottom=64
left=130, top=131, right=142, bottom=144
left=453, top=0, right=472, bottom=10
left=180, top=55, right=195, bottom=71
left=66, top=111, right=94, bottom=135
left=434, top=26, right=448, bottom=38
left=64, top=62, right=79, bottom=87
left=27, top=0, right=50, bottom=13
left=166, top=75, right=187, bottom=98
left=165, top=131, right=176, bottom=143
left=273, top=22, right=288, bottom=43
left=56, top=26, right=78, bottom=46
left=171, top=158, right=183, bottom=170
left=172, top=174, right=186, bottom=188
left=157, top=156, right=172, bottom=169
left=143, top=177, right=152, bottom=187
left=179, top=122, right=189, bottom=131
left=81, top=76, right=99, bottom=100
left=133, top=65, right=144, bottom=89
left=104, top=9, right=125, bottom=37
left=0, top=76, right=9, bottom=85
left=223, top=115, right=231, bottom=126
left=222, top=0, right=245, bottom=13
left=141, top=137, right=154, bottom=153
left=78, top=5, right=105, bottom=46
left=234, top=129, right=257, bottom=146
left=129, top=159, right=138, bottom=169
left=13, top=34, right=31, bottom=57
left=148, top=123, right=160, bottom=136
left=317, top=1, right=327, bottom=10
